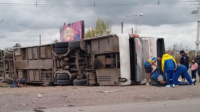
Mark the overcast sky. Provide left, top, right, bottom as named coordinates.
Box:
left=0, top=0, right=199, bottom=50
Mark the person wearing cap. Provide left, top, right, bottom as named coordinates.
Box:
left=144, top=57, right=161, bottom=86
left=162, top=53, right=177, bottom=87
left=179, top=50, right=189, bottom=81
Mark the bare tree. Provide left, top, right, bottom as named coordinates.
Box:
left=169, top=43, right=193, bottom=63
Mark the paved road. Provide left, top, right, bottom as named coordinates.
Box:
left=20, top=98, right=200, bottom=112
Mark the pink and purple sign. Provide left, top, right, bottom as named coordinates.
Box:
left=60, top=20, right=84, bottom=42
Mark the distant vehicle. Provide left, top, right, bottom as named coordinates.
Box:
left=0, top=34, right=165, bottom=86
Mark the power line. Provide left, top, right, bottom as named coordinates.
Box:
left=0, top=1, right=198, bottom=7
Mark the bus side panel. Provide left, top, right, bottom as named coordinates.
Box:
left=141, top=39, right=150, bottom=81
left=118, top=34, right=131, bottom=86
left=13, top=45, right=54, bottom=83
left=129, top=38, right=136, bottom=83
left=141, top=38, right=156, bottom=81
left=157, top=38, right=165, bottom=73
left=134, top=38, right=143, bottom=82
left=96, top=69, right=120, bottom=85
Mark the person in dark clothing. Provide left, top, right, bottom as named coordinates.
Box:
left=179, top=50, right=189, bottom=81
left=195, top=54, right=200, bottom=82
left=195, top=54, right=200, bottom=63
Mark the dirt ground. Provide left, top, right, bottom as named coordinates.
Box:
left=1, top=82, right=200, bottom=112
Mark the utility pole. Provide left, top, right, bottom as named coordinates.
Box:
left=39, top=34, right=41, bottom=45
left=196, top=21, right=200, bottom=55
left=132, top=28, right=133, bottom=33
left=196, top=0, right=200, bottom=55
left=121, top=13, right=143, bottom=34
left=173, top=44, right=177, bottom=59
left=121, top=21, right=123, bottom=33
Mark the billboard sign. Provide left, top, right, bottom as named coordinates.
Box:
left=60, top=20, right=84, bottom=42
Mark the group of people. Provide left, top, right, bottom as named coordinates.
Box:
left=144, top=50, right=196, bottom=87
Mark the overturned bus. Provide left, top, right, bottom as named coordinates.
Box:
left=10, top=34, right=165, bottom=86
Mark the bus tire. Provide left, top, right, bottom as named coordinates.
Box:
left=57, top=80, right=72, bottom=86
left=4, top=48, right=14, bottom=58
left=57, top=73, right=70, bottom=80
left=73, top=79, right=87, bottom=86
left=54, top=42, right=68, bottom=48
left=68, top=41, right=80, bottom=48
left=54, top=48, right=68, bottom=54
left=5, top=74, right=13, bottom=84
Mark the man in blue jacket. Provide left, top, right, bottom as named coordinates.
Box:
left=162, top=53, right=176, bottom=87
left=174, top=64, right=193, bottom=85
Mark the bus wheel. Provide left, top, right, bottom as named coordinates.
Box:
left=54, top=42, right=68, bottom=48
left=57, top=73, right=70, bottom=80
left=5, top=74, right=13, bottom=84
left=57, top=80, right=72, bottom=86
left=4, top=48, right=13, bottom=58
left=54, top=48, right=68, bottom=54
left=73, top=79, right=87, bottom=86
left=68, top=41, right=80, bottom=48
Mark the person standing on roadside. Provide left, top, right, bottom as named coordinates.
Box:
left=180, top=50, right=189, bottom=81
left=144, top=57, right=161, bottom=86
left=190, top=60, right=198, bottom=84
left=162, top=52, right=177, bottom=87
left=195, top=55, right=200, bottom=82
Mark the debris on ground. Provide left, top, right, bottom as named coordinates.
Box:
left=0, top=84, right=200, bottom=112
left=101, top=89, right=124, bottom=93
left=68, top=104, right=75, bottom=107
left=60, top=95, right=67, bottom=98
left=38, top=94, right=42, bottom=98
left=167, top=97, right=180, bottom=100
left=34, top=107, right=46, bottom=112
